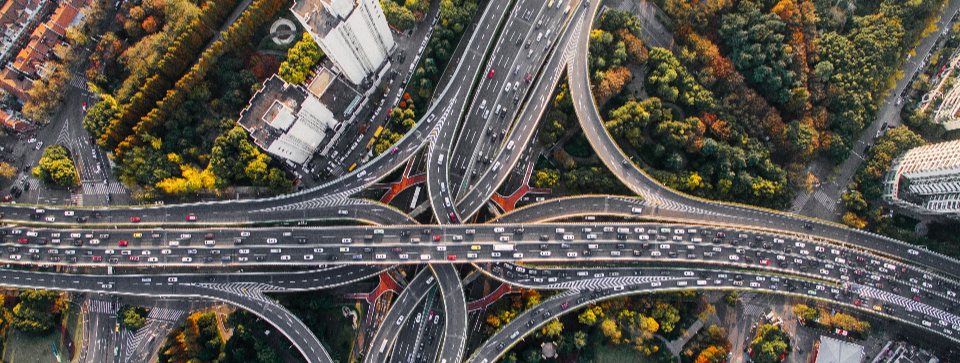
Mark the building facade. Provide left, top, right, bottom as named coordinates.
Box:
left=291, top=0, right=394, bottom=85
left=882, top=139, right=960, bottom=218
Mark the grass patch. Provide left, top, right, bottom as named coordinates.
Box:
left=595, top=345, right=656, bottom=363
left=564, top=132, right=595, bottom=158
left=3, top=329, right=66, bottom=363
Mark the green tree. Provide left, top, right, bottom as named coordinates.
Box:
left=723, top=292, right=738, bottom=307
left=842, top=190, right=867, bottom=213
left=578, top=306, right=602, bottom=325
left=750, top=324, right=790, bottom=363
left=382, top=0, right=416, bottom=31
left=32, top=145, right=79, bottom=186
left=572, top=331, right=588, bottom=349
left=157, top=312, right=225, bottom=363
left=278, top=33, right=324, bottom=85
left=119, top=305, right=149, bottom=330
left=792, top=304, right=818, bottom=322
left=523, top=348, right=541, bottom=363
left=646, top=47, right=715, bottom=111
left=83, top=97, right=120, bottom=141
left=600, top=319, right=623, bottom=343
left=719, top=0, right=800, bottom=105
left=11, top=290, right=61, bottom=335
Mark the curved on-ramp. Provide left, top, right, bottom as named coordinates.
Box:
left=564, top=0, right=960, bottom=278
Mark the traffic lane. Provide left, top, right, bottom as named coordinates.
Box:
left=449, top=0, right=565, bottom=194
left=466, top=269, right=955, bottom=363
left=432, top=263, right=467, bottom=363
left=364, top=269, right=437, bottom=363
left=455, top=4, right=583, bottom=218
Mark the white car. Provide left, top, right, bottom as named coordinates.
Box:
left=45, top=216, right=55, bottom=222
left=908, top=249, right=919, bottom=255
left=181, top=257, right=192, bottom=262
left=266, top=238, right=278, bottom=244
left=280, top=255, right=291, bottom=261
left=338, top=210, right=349, bottom=215
left=304, top=254, right=314, bottom=261
left=240, top=232, right=251, bottom=237
left=63, top=211, right=74, bottom=216
left=147, top=257, right=158, bottom=263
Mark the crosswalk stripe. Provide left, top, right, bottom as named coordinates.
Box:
left=147, top=307, right=184, bottom=322
left=812, top=190, right=836, bottom=212
left=82, top=181, right=126, bottom=195
left=69, top=75, right=90, bottom=92
left=89, top=300, right=115, bottom=314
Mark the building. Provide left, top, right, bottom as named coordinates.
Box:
left=814, top=336, right=864, bottom=363
left=0, top=0, right=88, bottom=101
left=882, top=140, right=960, bottom=219
left=291, top=0, right=394, bottom=85
left=238, top=73, right=360, bottom=165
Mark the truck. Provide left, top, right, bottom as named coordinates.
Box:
left=493, top=244, right=515, bottom=251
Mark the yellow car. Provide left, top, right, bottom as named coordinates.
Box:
left=133, top=233, right=142, bottom=238
left=471, top=245, right=481, bottom=250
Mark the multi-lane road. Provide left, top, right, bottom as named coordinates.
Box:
left=0, top=0, right=959, bottom=361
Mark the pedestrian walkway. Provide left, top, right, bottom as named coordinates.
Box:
left=82, top=181, right=127, bottom=195
left=812, top=189, right=836, bottom=212
left=89, top=300, right=115, bottom=314
left=147, top=307, right=185, bottom=322
left=490, top=162, right=551, bottom=213
left=69, top=75, right=89, bottom=92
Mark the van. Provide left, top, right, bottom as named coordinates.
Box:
left=492, top=161, right=502, bottom=171
left=438, top=154, right=444, bottom=166
left=444, top=197, right=451, bottom=208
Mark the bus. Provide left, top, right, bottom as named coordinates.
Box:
left=373, top=126, right=384, bottom=138
left=348, top=163, right=357, bottom=172
left=493, top=244, right=515, bottom=251
left=410, top=186, right=421, bottom=211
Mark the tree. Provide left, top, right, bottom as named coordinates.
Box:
left=572, top=331, right=588, bottom=349
left=750, top=324, right=790, bottom=363
left=157, top=312, right=225, bottom=363
left=278, top=33, right=324, bottom=85
left=792, top=304, right=818, bottom=322
left=719, top=0, right=800, bottom=105
left=646, top=47, right=715, bottom=111
left=119, top=305, right=149, bottom=330
left=651, top=301, right=680, bottom=333
left=600, top=319, right=622, bottom=343
left=83, top=97, right=120, bottom=141
left=0, top=162, right=15, bottom=179
left=523, top=348, right=541, bottom=363
left=531, top=169, right=560, bottom=188
left=723, top=292, right=738, bottom=307
left=578, top=306, right=602, bottom=325
left=382, top=0, right=416, bottom=31
left=842, top=190, right=867, bottom=213
left=32, top=145, right=79, bottom=186
left=11, top=290, right=61, bottom=335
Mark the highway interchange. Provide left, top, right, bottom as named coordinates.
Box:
left=0, top=0, right=958, bottom=361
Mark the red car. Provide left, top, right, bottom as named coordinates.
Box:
left=447, top=255, right=457, bottom=260
left=129, top=256, right=139, bottom=261
left=92, top=256, right=102, bottom=262
left=187, top=215, right=197, bottom=221
left=759, top=259, right=770, bottom=265
left=560, top=302, right=569, bottom=309
left=448, top=213, right=458, bottom=223
left=130, top=216, right=140, bottom=222
left=118, top=240, right=128, bottom=246
left=853, top=301, right=863, bottom=307
left=432, top=235, right=441, bottom=242
left=2, top=194, right=11, bottom=202
left=525, top=73, right=532, bottom=82
left=17, top=239, right=27, bottom=244
left=488, top=69, right=495, bottom=78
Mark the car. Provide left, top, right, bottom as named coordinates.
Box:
left=338, top=209, right=349, bottom=215
left=118, top=240, right=128, bottom=246
left=908, top=249, right=919, bottom=255
left=432, top=235, right=441, bottom=242
left=525, top=73, right=532, bottom=82
left=44, top=216, right=55, bottom=222
left=35, top=141, right=42, bottom=150
left=447, top=255, right=457, bottom=260
left=130, top=216, right=140, bottom=222
left=488, top=69, right=495, bottom=78
left=186, top=215, right=197, bottom=221
left=560, top=302, right=569, bottom=309
left=448, top=212, right=458, bottom=222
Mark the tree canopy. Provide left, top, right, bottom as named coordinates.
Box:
left=32, top=145, right=79, bottom=186
left=278, top=33, right=324, bottom=85
left=11, top=290, right=61, bottom=335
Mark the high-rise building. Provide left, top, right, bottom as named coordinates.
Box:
left=882, top=139, right=960, bottom=218
left=291, top=0, right=394, bottom=85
